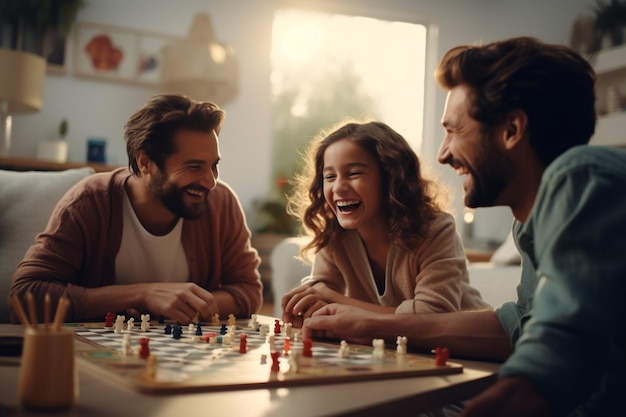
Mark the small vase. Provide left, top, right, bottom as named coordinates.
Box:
left=37, top=139, right=67, bottom=163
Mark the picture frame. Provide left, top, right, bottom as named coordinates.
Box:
left=74, top=22, right=177, bottom=86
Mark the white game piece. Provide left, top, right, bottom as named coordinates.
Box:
left=338, top=340, right=349, bottom=358
left=248, top=314, right=259, bottom=330
left=140, top=313, right=150, bottom=332
left=396, top=336, right=408, bottom=355
left=260, top=353, right=267, bottom=364
left=113, top=315, right=125, bottom=334
left=372, top=338, right=385, bottom=359
left=284, top=322, right=293, bottom=339
left=145, top=355, right=158, bottom=381
left=259, top=323, right=269, bottom=337
left=267, top=334, right=276, bottom=352
left=121, top=333, right=132, bottom=356
left=228, top=314, right=236, bottom=326
left=288, top=348, right=302, bottom=373
left=188, top=323, right=195, bottom=333
left=126, top=317, right=135, bottom=331
left=212, top=313, right=220, bottom=325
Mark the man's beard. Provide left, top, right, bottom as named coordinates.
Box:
left=149, top=170, right=208, bottom=220
left=464, top=131, right=513, bottom=209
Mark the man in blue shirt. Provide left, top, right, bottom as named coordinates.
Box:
left=302, top=37, right=624, bottom=416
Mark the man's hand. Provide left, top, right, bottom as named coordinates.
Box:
left=281, top=285, right=328, bottom=326
left=302, top=303, right=379, bottom=345
left=460, top=376, right=552, bottom=417
left=138, top=282, right=218, bottom=324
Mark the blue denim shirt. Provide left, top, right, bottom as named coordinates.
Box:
left=494, top=145, right=625, bottom=416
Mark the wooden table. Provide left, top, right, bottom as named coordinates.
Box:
left=0, top=323, right=499, bottom=417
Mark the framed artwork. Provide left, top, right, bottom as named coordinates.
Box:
left=74, top=22, right=176, bottom=86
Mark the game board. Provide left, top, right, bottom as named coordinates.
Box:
left=71, top=320, right=463, bottom=394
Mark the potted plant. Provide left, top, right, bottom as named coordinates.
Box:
left=0, top=0, right=86, bottom=57
left=593, top=0, right=626, bottom=48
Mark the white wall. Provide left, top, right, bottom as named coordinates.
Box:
left=9, top=0, right=593, bottom=242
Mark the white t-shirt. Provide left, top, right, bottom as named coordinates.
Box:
left=115, top=190, right=189, bottom=284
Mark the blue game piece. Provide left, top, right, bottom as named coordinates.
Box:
left=195, top=324, right=203, bottom=336
left=220, top=324, right=227, bottom=335
left=172, top=324, right=183, bottom=339
left=164, top=324, right=172, bottom=334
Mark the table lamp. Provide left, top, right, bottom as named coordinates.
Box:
left=0, top=48, right=46, bottom=157
left=160, top=13, right=238, bottom=106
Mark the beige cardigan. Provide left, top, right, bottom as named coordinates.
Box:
left=302, top=212, right=488, bottom=314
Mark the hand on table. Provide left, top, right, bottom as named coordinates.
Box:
left=301, top=303, right=378, bottom=345
left=135, top=282, right=218, bottom=324
left=460, top=375, right=553, bottom=417
left=281, top=284, right=328, bottom=326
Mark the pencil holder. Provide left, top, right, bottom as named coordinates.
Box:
left=18, top=327, right=77, bottom=410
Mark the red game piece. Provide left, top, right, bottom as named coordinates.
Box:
left=302, top=338, right=313, bottom=357
left=138, top=337, right=150, bottom=359
left=104, top=312, right=115, bottom=327
left=283, top=337, right=291, bottom=355
left=239, top=333, right=247, bottom=353
left=434, top=347, right=449, bottom=366
left=270, top=351, right=281, bottom=372
left=273, top=319, right=281, bottom=334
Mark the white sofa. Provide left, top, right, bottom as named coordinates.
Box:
left=0, top=167, right=95, bottom=322
left=269, top=236, right=521, bottom=318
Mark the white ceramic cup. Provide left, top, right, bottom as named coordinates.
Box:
left=18, top=327, right=77, bottom=410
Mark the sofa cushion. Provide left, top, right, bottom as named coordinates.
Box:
left=0, top=167, right=94, bottom=323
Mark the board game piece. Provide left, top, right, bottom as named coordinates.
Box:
left=122, top=333, right=132, bottom=356
left=145, top=354, right=158, bottom=381
left=302, top=338, right=313, bottom=357
left=104, top=312, right=115, bottom=328
left=195, top=324, right=203, bottom=336
left=138, top=337, right=150, bottom=359
left=396, top=336, right=407, bottom=355
left=188, top=323, right=195, bottom=333
left=283, top=337, right=291, bottom=355
left=73, top=320, right=463, bottom=394
left=270, top=351, right=281, bottom=372
left=140, top=314, right=151, bottom=332
left=172, top=325, right=183, bottom=339
left=228, top=314, right=236, bottom=326
left=127, top=317, right=135, bottom=331
left=239, top=333, right=247, bottom=353
left=284, top=322, right=293, bottom=339
left=212, top=313, right=220, bottom=325
left=338, top=340, right=349, bottom=358
left=219, top=324, right=227, bottom=335
left=268, top=334, right=276, bottom=352
left=248, top=314, right=259, bottom=330
left=113, top=314, right=125, bottom=333
left=372, top=338, right=385, bottom=359
left=164, top=324, right=172, bottom=334
left=259, top=323, right=269, bottom=337
left=434, top=347, right=449, bottom=366
left=273, top=319, right=281, bottom=334
left=288, top=348, right=301, bottom=372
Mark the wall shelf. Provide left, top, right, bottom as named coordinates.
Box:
left=0, top=156, right=121, bottom=172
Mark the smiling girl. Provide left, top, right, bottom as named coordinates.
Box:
left=281, top=121, right=487, bottom=325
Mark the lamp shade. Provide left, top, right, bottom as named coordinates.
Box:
left=0, top=49, right=46, bottom=113
left=160, top=13, right=238, bottom=106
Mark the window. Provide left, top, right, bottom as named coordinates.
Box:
left=253, top=9, right=426, bottom=234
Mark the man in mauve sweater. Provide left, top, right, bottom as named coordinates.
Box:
left=9, top=94, right=262, bottom=324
